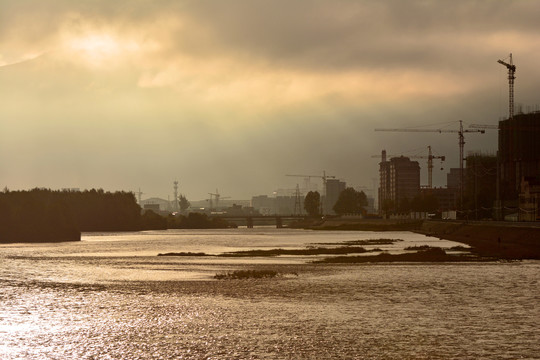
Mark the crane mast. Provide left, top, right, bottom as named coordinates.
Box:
left=426, top=146, right=446, bottom=189
left=497, top=53, right=516, bottom=120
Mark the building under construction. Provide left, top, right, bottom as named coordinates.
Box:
left=463, top=153, right=497, bottom=219
left=498, top=111, right=540, bottom=220
left=499, top=112, right=540, bottom=198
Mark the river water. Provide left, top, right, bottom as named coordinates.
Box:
left=1, top=228, right=538, bottom=359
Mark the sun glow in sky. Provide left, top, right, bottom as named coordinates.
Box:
left=65, top=33, right=123, bottom=64
left=1, top=1, right=539, bottom=200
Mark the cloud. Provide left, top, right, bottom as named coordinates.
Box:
left=1, top=0, right=539, bottom=199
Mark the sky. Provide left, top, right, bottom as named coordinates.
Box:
left=1, top=0, right=539, bottom=201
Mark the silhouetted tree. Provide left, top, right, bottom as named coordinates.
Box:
left=304, top=191, right=321, bottom=217
left=0, top=189, right=80, bottom=242
left=179, top=195, right=190, bottom=212
left=333, top=188, right=368, bottom=215
left=141, top=210, right=167, bottom=230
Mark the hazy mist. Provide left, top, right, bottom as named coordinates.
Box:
left=1, top=0, right=539, bottom=200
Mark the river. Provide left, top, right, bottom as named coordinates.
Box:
left=1, top=228, right=538, bottom=359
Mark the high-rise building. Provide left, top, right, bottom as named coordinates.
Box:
left=390, top=156, right=420, bottom=207
left=325, top=179, right=346, bottom=214
left=378, top=150, right=391, bottom=214
left=378, top=151, right=420, bottom=214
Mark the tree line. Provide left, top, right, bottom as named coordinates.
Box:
left=0, top=188, right=142, bottom=242
left=0, top=188, right=231, bottom=243
left=304, top=187, right=368, bottom=217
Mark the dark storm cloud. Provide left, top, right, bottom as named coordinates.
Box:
left=171, top=0, right=540, bottom=72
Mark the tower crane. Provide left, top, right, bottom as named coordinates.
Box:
left=497, top=53, right=516, bottom=120
left=371, top=146, right=445, bottom=189
left=285, top=171, right=336, bottom=196
left=207, top=189, right=230, bottom=210
left=469, top=124, right=498, bottom=130
left=375, top=120, right=484, bottom=209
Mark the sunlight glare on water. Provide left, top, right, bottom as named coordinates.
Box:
left=1, top=228, right=538, bottom=359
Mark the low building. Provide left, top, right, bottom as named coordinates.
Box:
left=519, top=177, right=540, bottom=221
left=140, top=197, right=171, bottom=212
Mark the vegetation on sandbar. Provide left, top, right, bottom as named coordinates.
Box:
left=404, top=245, right=435, bottom=251
left=219, top=246, right=372, bottom=257
left=313, top=239, right=401, bottom=246
left=314, top=247, right=490, bottom=263
left=157, top=252, right=209, bottom=257
left=214, top=270, right=279, bottom=280
left=158, top=246, right=381, bottom=257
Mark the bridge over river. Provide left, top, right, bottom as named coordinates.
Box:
left=210, top=214, right=307, bottom=228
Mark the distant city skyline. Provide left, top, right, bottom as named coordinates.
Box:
left=1, top=1, right=539, bottom=200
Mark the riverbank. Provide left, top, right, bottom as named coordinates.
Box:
left=418, top=220, right=540, bottom=260
left=307, top=218, right=540, bottom=260
left=308, top=218, right=424, bottom=231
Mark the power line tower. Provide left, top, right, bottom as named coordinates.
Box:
left=293, top=184, right=303, bottom=215
left=173, top=180, right=179, bottom=211
left=497, top=53, right=516, bottom=120
left=136, top=188, right=143, bottom=205
left=285, top=171, right=335, bottom=197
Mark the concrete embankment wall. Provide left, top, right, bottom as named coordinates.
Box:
left=420, top=220, right=540, bottom=259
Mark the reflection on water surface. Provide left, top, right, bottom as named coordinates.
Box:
left=1, top=228, right=538, bottom=359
